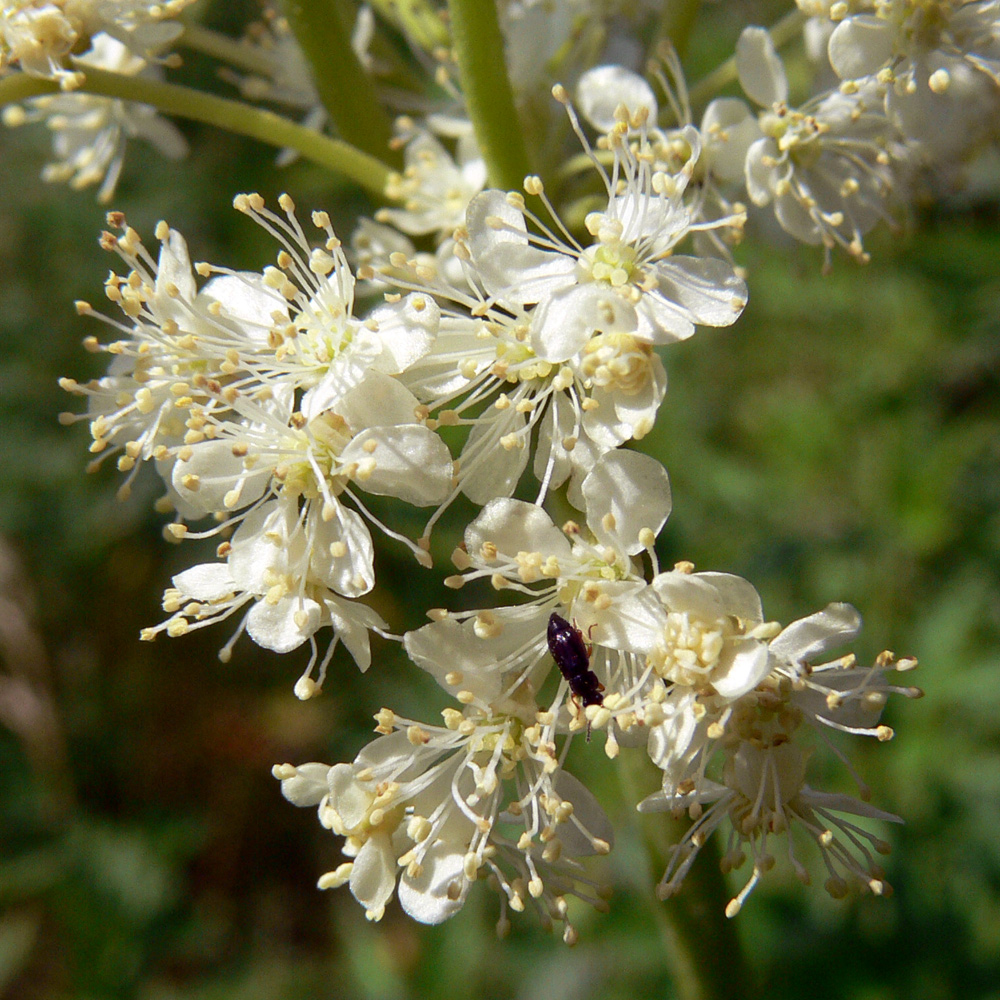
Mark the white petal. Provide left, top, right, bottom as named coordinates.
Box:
left=329, top=763, right=374, bottom=829
left=652, top=571, right=734, bottom=621
left=323, top=594, right=387, bottom=672
left=695, top=572, right=764, bottom=624
left=736, top=26, right=788, bottom=107
left=278, top=762, right=331, bottom=806
left=355, top=730, right=424, bottom=777
left=611, top=352, right=667, bottom=437
left=744, top=136, right=778, bottom=206
left=200, top=272, right=288, bottom=342
left=550, top=769, right=614, bottom=856
left=582, top=450, right=671, bottom=555
left=404, top=611, right=547, bottom=703
left=531, top=392, right=574, bottom=493
left=155, top=228, right=195, bottom=302
left=247, top=595, right=321, bottom=653
left=399, top=842, right=470, bottom=924
left=171, top=439, right=266, bottom=514
left=349, top=831, right=398, bottom=918
left=769, top=603, right=862, bottom=663
left=459, top=409, right=529, bottom=504
left=308, top=504, right=375, bottom=598
left=335, top=370, right=424, bottom=430
left=571, top=583, right=664, bottom=653
left=828, top=17, right=893, bottom=81
left=467, top=194, right=574, bottom=304
left=341, top=425, right=453, bottom=505
left=531, top=284, right=637, bottom=362
left=712, top=638, right=770, bottom=699
left=652, top=256, right=747, bottom=330
left=171, top=561, right=236, bottom=601
left=701, top=97, right=762, bottom=183
left=367, top=292, right=439, bottom=373
left=229, top=499, right=306, bottom=591
left=576, top=65, right=658, bottom=132
left=774, top=190, right=823, bottom=244
left=465, top=498, right=570, bottom=561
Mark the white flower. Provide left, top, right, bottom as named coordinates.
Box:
left=377, top=120, right=487, bottom=240
left=827, top=2, right=1000, bottom=162
left=273, top=702, right=613, bottom=938
left=576, top=64, right=658, bottom=132
left=737, top=26, right=898, bottom=262
left=828, top=1, right=1000, bottom=90
left=639, top=599, right=921, bottom=914
left=409, top=450, right=672, bottom=746
left=463, top=133, right=746, bottom=348
left=60, top=196, right=442, bottom=501
left=1, top=2, right=81, bottom=88
left=142, top=495, right=390, bottom=690
left=2, top=33, right=187, bottom=202
left=647, top=568, right=777, bottom=699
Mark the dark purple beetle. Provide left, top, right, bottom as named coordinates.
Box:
left=547, top=612, right=604, bottom=709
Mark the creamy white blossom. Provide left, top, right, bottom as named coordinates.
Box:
left=273, top=701, right=614, bottom=937
left=408, top=449, right=672, bottom=746
left=0, top=0, right=195, bottom=87
left=1, top=32, right=187, bottom=201
left=142, top=496, right=389, bottom=689
left=640, top=596, right=921, bottom=914
left=737, top=25, right=898, bottom=262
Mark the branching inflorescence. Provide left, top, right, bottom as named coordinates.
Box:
left=8, top=0, right=979, bottom=946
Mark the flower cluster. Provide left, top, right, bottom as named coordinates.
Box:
left=1, top=0, right=194, bottom=89
left=43, top=0, right=945, bottom=944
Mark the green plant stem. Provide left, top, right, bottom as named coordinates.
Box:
left=688, top=7, right=805, bottom=108
left=178, top=22, right=277, bottom=77
left=281, top=0, right=399, bottom=166
left=0, top=69, right=392, bottom=198
left=618, top=750, right=757, bottom=1000
left=446, top=0, right=531, bottom=191
left=366, top=0, right=450, bottom=50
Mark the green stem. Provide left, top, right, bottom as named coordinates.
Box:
left=446, top=0, right=531, bottom=191
left=178, top=22, right=277, bottom=77
left=366, top=0, right=450, bottom=50
left=687, top=7, right=805, bottom=108
left=0, top=69, right=391, bottom=198
left=281, top=0, right=399, bottom=166
left=618, top=750, right=757, bottom=1000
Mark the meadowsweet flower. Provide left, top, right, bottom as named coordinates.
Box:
left=737, top=26, right=898, bottom=262
left=464, top=99, right=747, bottom=346
left=828, top=1, right=1000, bottom=161
left=639, top=598, right=921, bottom=914
left=1, top=2, right=80, bottom=88
left=576, top=62, right=758, bottom=259
left=60, top=195, right=441, bottom=498
left=407, top=449, right=672, bottom=744
left=377, top=118, right=486, bottom=240
left=64, top=196, right=454, bottom=680
left=1, top=32, right=187, bottom=201
left=143, top=495, right=390, bottom=691
left=375, top=91, right=745, bottom=508
left=274, top=702, right=614, bottom=938
left=0, top=0, right=195, bottom=86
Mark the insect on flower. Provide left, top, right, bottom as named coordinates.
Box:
left=547, top=612, right=604, bottom=738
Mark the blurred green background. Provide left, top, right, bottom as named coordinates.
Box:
left=2, top=2, right=1000, bottom=998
